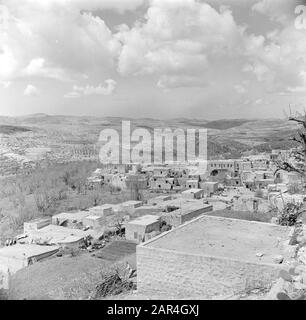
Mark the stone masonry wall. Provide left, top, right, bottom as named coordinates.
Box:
left=181, top=206, right=212, bottom=224
left=137, top=245, right=286, bottom=299
left=161, top=206, right=213, bottom=228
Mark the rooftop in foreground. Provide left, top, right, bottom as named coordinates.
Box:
left=143, top=215, right=292, bottom=265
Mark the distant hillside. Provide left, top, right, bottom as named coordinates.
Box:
left=204, top=119, right=251, bottom=130
left=0, top=114, right=299, bottom=176
left=0, top=125, right=31, bottom=134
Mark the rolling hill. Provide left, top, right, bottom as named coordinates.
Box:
left=0, top=114, right=299, bottom=176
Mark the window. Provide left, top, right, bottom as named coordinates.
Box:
left=134, top=232, right=138, bottom=239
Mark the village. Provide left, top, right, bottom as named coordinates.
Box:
left=1, top=0, right=306, bottom=305
left=1, top=147, right=306, bottom=300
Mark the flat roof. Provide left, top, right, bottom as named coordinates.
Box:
left=83, top=215, right=102, bottom=220
left=150, top=195, right=172, bottom=200
left=0, top=244, right=59, bottom=259
left=142, top=197, right=208, bottom=210
left=128, top=215, right=160, bottom=226
left=182, top=188, right=203, bottom=193
left=90, top=204, right=113, bottom=209
left=143, top=215, right=291, bottom=264
left=24, top=217, right=51, bottom=223
left=53, top=211, right=89, bottom=219
left=209, top=159, right=235, bottom=162
left=121, top=200, right=143, bottom=206
left=202, top=181, right=218, bottom=184
left=172, top=203, right=212, bottom=215
left=25, top=225, right=91, bottom=244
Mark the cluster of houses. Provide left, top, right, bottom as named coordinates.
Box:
left=86, top=148, right=306, bottom=217
left=88, top=149, right=303, bottom=199
left=2, top=148, right=306, bottom=294
left=0, top=189, right=214, bottom=290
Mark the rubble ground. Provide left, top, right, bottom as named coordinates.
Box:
left=8, top=250, right=136, bottom=300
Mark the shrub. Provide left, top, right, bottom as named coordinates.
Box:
left=9, top=205, right=38, bottom=230
left=287, top=183, right=303, bottom=195
left=160, top=221, right=172, bottom=232
left=0, top=289, right=8, bottom=300
left=93, top=268, right=136, bottom=299
left=277, top=202, right=303, bottom=226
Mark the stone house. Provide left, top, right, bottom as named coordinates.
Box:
left=185, top=179, right=199, bottom=189
left=233, top=195, right=271, bottom=213
left=225, top=176, right=242, bottom=187
left=88, top=204, right=113, bottom=217
left=136, top=215, right=291, bottom=299
left=200, top=181, right=219, bottom=196
left=125, top=215, right=161, bottom=243
left=161, top=203, right=213, bottom=228
left=182, top=188, right=204, bottom=199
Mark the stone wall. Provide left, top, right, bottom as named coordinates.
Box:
left=126, top=221, right=160, bottom=243
left=181, top=206, right=212, bottom=224
left=161, top=206, right=212, bottom=227
left=137, top=245, right=286, bottom=299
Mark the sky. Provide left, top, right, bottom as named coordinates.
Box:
left=0, top=0, right=306, bottom=119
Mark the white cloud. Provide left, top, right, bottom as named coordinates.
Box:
left=0, top=1, right=122, bottom=82
left=0, top=81, right=11, bottom=89
left=114, top=0, right=306, bottom=94
left=243, top=25, right=306, bottom=92
left=157, top=75, right=206, bottom=90
left=287, top=86, right=306, bottom=93
left=22, top=57, right=72, bottom=81
left=24, top=84, right=39, bottom=96
left=234, top=84, right=246, bottom=94
left=63, top=91, right=81, bottom=99
left=19, top=0, right=146, bottom=13
left=252, top=0, right=295, bottom=25
left=0, top=45, right=18, bottom=80
left=116, top=0, right=245, bottom=88
left=64, top=79, right=117, bottom=98
left=1, top=0, right=304, bottom=118
left=243, top=63, right=270, bottom=82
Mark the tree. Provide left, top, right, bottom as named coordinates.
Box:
left=274, top=112, right=306, bottom=226
left=275, top=113, right=306, bottom=185
left=277, top=202, right=303, bottom=227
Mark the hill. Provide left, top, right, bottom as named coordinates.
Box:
left=0, top=125, right=31, bottom=134
left=0, top=114, right=298, bottom=176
